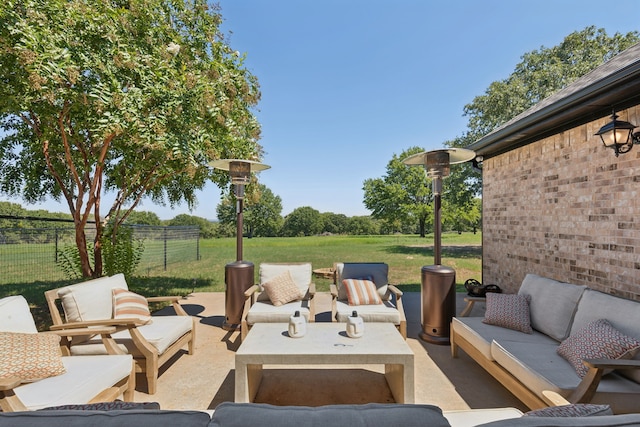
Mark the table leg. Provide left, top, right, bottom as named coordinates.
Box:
left=235, top=362, right=263, bottom=402
left=385, top=363, right=414, bottom=404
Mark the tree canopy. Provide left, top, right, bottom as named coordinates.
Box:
left=0, top=0, right=263, bottom=276
left=216, top=183, right=283, bottom=237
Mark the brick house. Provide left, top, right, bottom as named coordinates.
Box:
left=468, top=42, right=640, bottom=301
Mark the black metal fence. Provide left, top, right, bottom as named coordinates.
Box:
left=0, top=225, right=200, bottom=284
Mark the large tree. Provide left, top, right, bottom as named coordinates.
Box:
left=0, top=0, right=262, bottom=277
left=363, top=146, right=432, bottom=237
left=281, top=206, right=323, bottom=237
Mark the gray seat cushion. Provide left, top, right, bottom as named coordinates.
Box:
left=209, top=402, right=450, bottom=427
left=0, top=410, right=211, bottom=427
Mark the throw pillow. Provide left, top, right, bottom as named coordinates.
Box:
left=42, top=401, right=161, bottom=411
left=524, top=403, right=612, bottom=417
left=112, top=288, right=152, bottom=324
left=557, top=318, right=640, bottom=378
left=343, top=279, right=383, bottom=305
left=0, top=332, right=66, bottom=382
left=262, top=270, right=303, bottom=306
left=482, top=293, right=533, bottom=334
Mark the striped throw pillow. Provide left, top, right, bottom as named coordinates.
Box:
left=112, top=288, right=152, bottom=324
left=343, top=279, right=382, bottom=305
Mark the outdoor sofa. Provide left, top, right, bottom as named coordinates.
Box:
left=451, top=273, right=640, bottom=414
left=2, top=402, right=640, bottom=427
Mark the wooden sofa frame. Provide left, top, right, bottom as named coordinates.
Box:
left=45, top=289, right=195, bottom=395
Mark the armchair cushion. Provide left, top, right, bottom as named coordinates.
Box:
left=0, top=332, right=66, bottom=382
left=334, top=300, right=401, bottom=324
left=343, top=279, right=382, bottom=306
left=262, top=271, right=303, bottom=307
left=112, top=289, right=152, bottom=324
left=557, top=319, right=640, bottom=378
left=58, top=274, right=128, bottom=322
left=246, top=301, right=311, bottom=324
left=0, top=296, right=38, bottom=333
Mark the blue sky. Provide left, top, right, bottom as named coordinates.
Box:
left=5, top=0, right=640, bottom=219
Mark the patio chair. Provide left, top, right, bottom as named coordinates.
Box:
left=0, top=295, right=135, bottom=411
left=331, top=262, right=406, bottom=339
left=241, top=262, right=315, bottom=341
left=44, top=273, right=195, bottom=395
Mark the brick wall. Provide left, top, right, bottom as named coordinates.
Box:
left=481, top=106, right=640, bottom=301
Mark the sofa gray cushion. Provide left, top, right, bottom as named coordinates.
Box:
left=518, top=274, right=586, bottom=341
left=209, top=402, right=451, bottom=427
left=0, top=410, right=211, bottom=427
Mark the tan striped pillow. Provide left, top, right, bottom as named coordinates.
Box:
left=112, top=288, right=152, bottom=324
left=343, top=279, right=382, bottom=305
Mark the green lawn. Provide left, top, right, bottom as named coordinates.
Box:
left=1, top=232, right=481, bottom=329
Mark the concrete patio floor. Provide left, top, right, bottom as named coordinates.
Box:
left=135, top=292, right=528, bottom=412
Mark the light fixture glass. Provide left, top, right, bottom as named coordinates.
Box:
left=595, top=112, right=638, bottom=157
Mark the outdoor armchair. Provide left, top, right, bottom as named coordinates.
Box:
left=0, top=295, right=135, bottom=411
left=44, top=273, right=195, bottom=395
left=241, top=262, right=315, bottom=341
left=331, top=262, right=406, bottom=339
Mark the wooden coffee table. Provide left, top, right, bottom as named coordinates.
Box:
left=235, top=322, right=414, bottom=403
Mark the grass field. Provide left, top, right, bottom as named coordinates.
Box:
left=1, top=232, right=481, bottom=328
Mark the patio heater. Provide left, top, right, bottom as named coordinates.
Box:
left=209, top=159, right=271, bottom=331
left=403, top=148, right=475, bottom=344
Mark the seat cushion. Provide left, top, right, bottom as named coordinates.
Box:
left=14, top=354, right=132, bottom=410
left=246, top=301, right=311, bottom=324
left=0, top=295, right=38, bottom=333
left=69, top=316, right=193, bottom=356
left=58, top=274, right=128, bottom=322
left=334, top=300, right=400, bottom=324
left=453, top=317, right=555, bottom=361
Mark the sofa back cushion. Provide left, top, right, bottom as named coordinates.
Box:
left=58, top=274, right=128, bottom=322
left=209, top=402, right=450, bottom=427
left=335, top=263, right=389, bottom=301
left=518, top=274, right=586, bottom=341
left=0, top=295, right=38, bottom=333
left=570, top=289, right=640, bottom=383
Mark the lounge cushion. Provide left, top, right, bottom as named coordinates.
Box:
left=0, top=332, right=66, bottom=382
left=483, top=293, right=533, bottom=334
left=209, top=402, right=450, bottom=427
left=557, top=319, right=640, bottom=378
left=58, top=274, right=128, bottom=322
left=0, top=295, right=38, bottom=333
left=518, top=274, right=586, bottom=341
left=13, top=354, right=132, bottom=411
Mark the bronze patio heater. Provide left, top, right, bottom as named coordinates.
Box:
left=403, top=148, right=475, bottom=344
left=210, top=159, right=270, bottom=331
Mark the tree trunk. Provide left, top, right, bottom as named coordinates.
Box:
left=419, top=216, right=426, bottom=238
left=74, top=221, right=94, bottom=278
